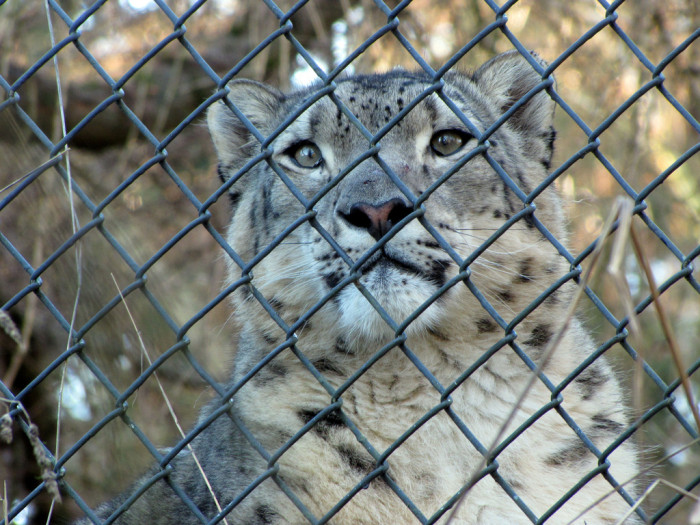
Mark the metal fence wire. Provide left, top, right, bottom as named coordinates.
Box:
left=1, top=0, right=699, bottom=523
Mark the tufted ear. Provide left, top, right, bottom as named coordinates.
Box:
left=473, top=50, right=555, bottom=134
left=207, top=79, right=284, bottom=175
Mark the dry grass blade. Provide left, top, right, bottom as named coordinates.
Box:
left=0, top=151, right=68, bottom=195
left=629, top=224, right=700, bottom=432
left=564, top=437, right=700, bottom=524
left=111, top=274, right=231, bottom=525
left=606, top=197, right=640, bottom=336
left=613, top=478, right=700, bottom=525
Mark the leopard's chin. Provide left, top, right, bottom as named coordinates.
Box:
left=335, top=261, right=444, bottom=344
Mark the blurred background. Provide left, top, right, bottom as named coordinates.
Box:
left=0, top=1, right=698, bottom=523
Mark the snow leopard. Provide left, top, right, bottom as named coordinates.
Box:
left=79, top=51, right=641, bottom=524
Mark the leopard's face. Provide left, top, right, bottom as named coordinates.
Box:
left=209, top=53, right=567, bottom=346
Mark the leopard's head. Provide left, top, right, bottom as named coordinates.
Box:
left=208, top=51, right=566, bottom=347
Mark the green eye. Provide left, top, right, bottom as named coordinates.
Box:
left=430, top=130, right=472, bottom=156
left=289, top=142, right=323, bottom=168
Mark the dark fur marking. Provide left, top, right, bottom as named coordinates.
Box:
left=268, top=298, right=284, bottom=310
left=227, top=191, right=241, bottom=208
left=266, top=361, right=287, bottom=376
left=427, top=326, right=450, bottom=341
left=574, top=365, right=608, bottom=401
left=516, top=258, right=534, bottom=283
left=524, top=324, right=552, bottom=347
left=216, top=163, right=230, bottom=183
left=428, top=260, right=450, bottom=288
left=388, top=374, right=400, bottom=390
left=312, top=357, right=345, bottom=376
left=337, top=445, right=375, bottom=475
left=261, top=183, right=273, bottom=230
left=298, top=408, right=345, bottom=439
left=522, top=212, right=536, bottom=229
left=335, top=338, right=354, bottom=356
left=254, top=505, right=277, bottom=524
left=547, top=289, right=560, bottom=304
left=324, top=272, right=342, bottom=289
left=253, top=361, right=287, bottom=386
left=545, top=440, right=590, bottom=466
left=262, top=333, right=278, bottom=345
left=497, top=289, right=514, bottom=303
left=591, top=414, right=625, bottom=435
left=417, top=239, right=440, bottom=249
left=476, top=318, right=497, bottom=333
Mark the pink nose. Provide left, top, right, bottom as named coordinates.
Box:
left=342, top=198, right=411, bottom=240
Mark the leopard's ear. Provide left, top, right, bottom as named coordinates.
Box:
left=473, top=50, right=555, bottom=134
left=207, top=80, right=284, bottom=171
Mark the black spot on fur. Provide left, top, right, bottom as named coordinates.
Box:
left=298, top=408, right=345, bottom=439
left=497, top=289, right=514, bottom=303
left=335, top=338, right=354, bottom=356
left=312, top=357, right=345, bottom=376
left=574, top=365, right=609, bottom=401
left=545, top=440, right=590, bottom=466
left=428, top=260, right=450, bottom=288
left=417, top=239, right=440, bottom=249
left=524, top=324, right=552, bottom=347
left=227, top=191, right=241, bottom=208
left=476, top=318, right=497, bottom=333
left=324, top=272, right=342, bottom=289
left=268, top=298, right=284, bottom=310
left=254, top=505, right=277, bottom=524
left=318, top=252, right=340, bottom=262
left=337, top=445, right=375, bottom=475
left=262, top=333, right=278, bottom=345
left=427, top=326, right=450, bottom=341
left=591, top=414, right=625, bottom=435
left=516, top=258, right=535, bottom=283
left=522, top=212, right=536, bottom=229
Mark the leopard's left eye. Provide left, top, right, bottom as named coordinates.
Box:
left=430, top=130, right=472, bottom=156
left=288, top=141, right=323, bottom=168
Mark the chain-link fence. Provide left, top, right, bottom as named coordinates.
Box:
left=1, top=1, right=699, bottom=524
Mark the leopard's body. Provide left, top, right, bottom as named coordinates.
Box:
left=84, top=52, right=640, bottom=524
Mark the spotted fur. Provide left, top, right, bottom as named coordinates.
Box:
left=82, top=52, right=640, bottom=524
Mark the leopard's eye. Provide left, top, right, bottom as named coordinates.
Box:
left=289, top=142, right=323, bottom=168
left=430, top=130, right=472, bottom=156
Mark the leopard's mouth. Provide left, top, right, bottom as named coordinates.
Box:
left=359, top=249, right=449, bottom=289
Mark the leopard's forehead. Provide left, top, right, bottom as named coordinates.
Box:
left=278, top=71, right=486, bottom=154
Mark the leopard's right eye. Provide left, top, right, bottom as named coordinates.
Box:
left=287, top=142, right=323, bottom=168
left=430, top=129, right=472, bottom=156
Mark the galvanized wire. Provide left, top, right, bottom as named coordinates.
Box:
left=1, top=0, right=698, bottom=524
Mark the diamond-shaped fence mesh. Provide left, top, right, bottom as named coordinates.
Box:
left=1, top=1, right=698, bottom=524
